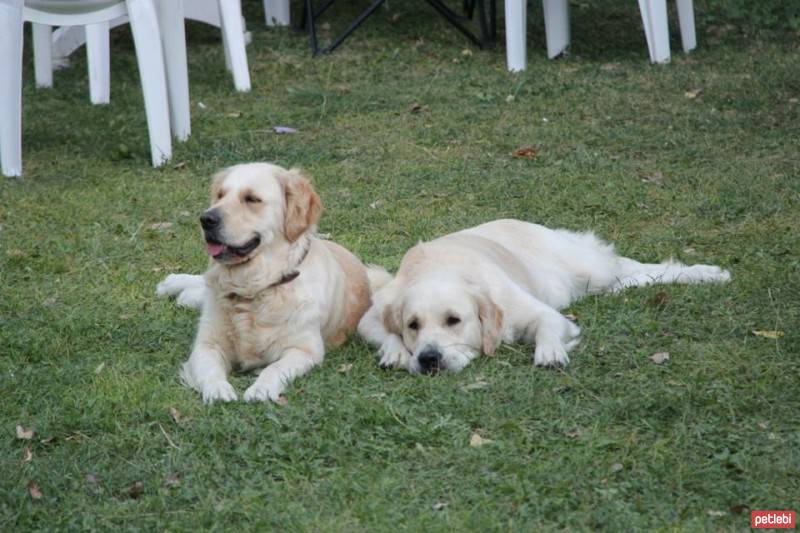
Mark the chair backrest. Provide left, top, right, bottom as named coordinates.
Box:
left=25, top=0, right=123, bottom=16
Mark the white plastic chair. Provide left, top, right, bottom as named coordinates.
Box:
left=0, top=0, right=177, bottom=176
left=263, top=0, right=289, bottom=26
left=44, top=0, right=251, bottom=95
left=505, top=0, right=696, bottom=72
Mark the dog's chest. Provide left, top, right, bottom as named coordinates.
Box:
left=220, top=290, right=313, bottom=369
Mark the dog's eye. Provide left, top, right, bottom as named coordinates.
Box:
left=244, top=195, right=262, bottom=203
left=408, top=319, right=419, bottom=331
left=446, top=315, right=461, bottom=326
left=216, top=191, right=225, bottom=200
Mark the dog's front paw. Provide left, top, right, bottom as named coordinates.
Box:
left=533, top=340, right=570, bottom=367
left=377, top=337, right=412, bottom=370
left=243, top=375, right=284, bottom=403
left=201, top=380, right=238, bottom=404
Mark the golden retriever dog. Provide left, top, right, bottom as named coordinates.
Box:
left=156, top=163, right=373, bottom=403
left=358, top=219, right=730, bottom=374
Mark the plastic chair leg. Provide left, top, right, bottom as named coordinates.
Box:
left=504, top=0, right=526, bottom=71
left=126, top=0, right=171, bottom=166
left=1, top=0, right=24, bottom=177
left=542, top=0, right=569, bottom=59
left=676, top=0, right=696, bottom=52
left=86, top=21, right=111, bottom=104
left=638, top=0, right=670, bottom=63
left=33, top=23, right=53, bottom=88
left=264, top=0, right=290, bottom=26
left=218, top=0, right=250, bottom=91
left=155, top=0, right=190, bottom=141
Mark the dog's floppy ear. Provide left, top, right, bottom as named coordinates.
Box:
left=475, top=289, right=504, bottom=356
left=279, top=168, right=323, bottom=242
left=381, top=299, right=403, bottom=337
left=210, top=167, right=232, bottom=203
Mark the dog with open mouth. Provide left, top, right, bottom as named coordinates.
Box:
left=358, top=219, right=730, bottom=375
left=156, top=163, right=379, bottom=403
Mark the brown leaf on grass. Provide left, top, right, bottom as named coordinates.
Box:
left=752, top=330, right=784, bottom=339
left=172, top=161, right=186, bottom=170
left=706, top=510, right=726, bottom=517
left=757, top=421, right=768, bottom=430
left=564, top=313, right=578, bottom=321
left=225, top=112, right=242, bottom=118
left=337, top=363, right=353, bottom=373
left=610, top=462, right=623, bottom=473
left=646, top=291, right=669, bottom=309
left=128, top=481, right=144, bottom=499
left=469, top=433, right=493, bottom=447
left=28, top=481, right=42, bottom=500
left=164, top=473, right=181, bottom=488
left=169, top=407, right=181, bottom=424
left=650, top=352, right=670, bottom=365
left=641, top=171, right=664, bottom=185
left=22, top=445, right=33, bottom=463
left=7, top=249, right=26, bottom=259
left=409, top=102, right=423, bottom=113
left=512, top=147, right=538, bottom=159
left=275, top=396, right=289, bottom=406
left=565, top=428, right=581, bottom=439
left=432, top=502, right=448, bottom=511
left=16, top=425, right=34, bottom=440
left=789, top=97, right=798, bottom=104
left=729, top=504, right=748, bottom=515
left=148, top=222, right=173, bottom=231
left=684, top=88, right=703, bottom=99
left=40, top=436, right=56, bottom=445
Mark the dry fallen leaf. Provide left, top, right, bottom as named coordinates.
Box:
left=28, top=481, right=42, bottom=500
left=706, top=510, right=726, bottom=517
left=409, top=102, right=423, bottom=113
left=169, top=407, right=181, bottom=424
left=275, top=396, right=289, bottom=406
left=469, top=433, right=493, bottom=447
left=462, top=379, right=490, bottom=391
left=164, top=473, right=181, bottom=488
left=7, top=249, right=26, bottom=259
left=650, top=352, right=670, bottom=365
left=128, top=481, right=144, bottom=499
left=22, top=445, right=33, bottom=463
left=789, top=97, right=798, bottom=104
left=564, top=313, right=578, bottom=321
left=684, top=88, right=703, bottom=99
left=273, top=126, right=298, bottom=134
left=40, top=436, right=56, bottom=445
left=729, top=504, right=748, bottom=515
left=757, top=421, right=768, bottom=430
left=512, top=147, right=538, bottom=159
left=433, top=502, right=448, bottom=511
left=641, top=171, right=664, bottom=185
left=148, top=222, right=172, bottom=231
left=173, top=161, right=186, bottom=170
left=646, top=291, right=669, bottom=309
left=752, top=330, right=784, bottom=339
left=86, top=474, right=98, bottom=485
left=369, top=200, right=383, bottom=210
left=610, top=462, right=623, bottom=473
left=565, top=428, right=581, bottom=439
left=225, top=112, right=242, bottom=118
left=461, top=48, right=473, bottom=57
left=94, top=362, right=105, bottom=374
left=337, top=363, right=353, bottom=373
left=16, top=425, right=34, bottom=440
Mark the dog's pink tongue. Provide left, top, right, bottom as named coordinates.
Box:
left=206, top=242, right=225, bottom=256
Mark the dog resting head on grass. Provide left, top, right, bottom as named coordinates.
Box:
left=358, top=219, right=731, bottom=375
left=157, top=163, right=375, bottom=403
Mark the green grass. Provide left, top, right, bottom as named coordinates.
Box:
left=1, top=0, right=799, bottom=529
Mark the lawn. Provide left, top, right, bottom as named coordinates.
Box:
left=1, top=0, right=798, bottom=529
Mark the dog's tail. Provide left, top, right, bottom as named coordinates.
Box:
left=610, top=257, right=731, bottom=292
left=365, top=264, right=394, bottom=293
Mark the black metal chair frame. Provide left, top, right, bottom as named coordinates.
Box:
left=300, top=0, right=497, bottom=55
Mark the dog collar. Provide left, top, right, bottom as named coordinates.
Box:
left=266, top=239, right=310, bottom=289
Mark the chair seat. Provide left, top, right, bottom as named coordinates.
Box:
left=25, top=0, right=123, bottom=15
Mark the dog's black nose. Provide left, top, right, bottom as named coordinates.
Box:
left=418, top=348, right=442, bottom=374
left=200, top=209, right=221, bottom=230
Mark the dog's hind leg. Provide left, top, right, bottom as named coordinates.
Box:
left=156, top=273, right=207, bottom=309
left=610, top=257, right=730, bottom=292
